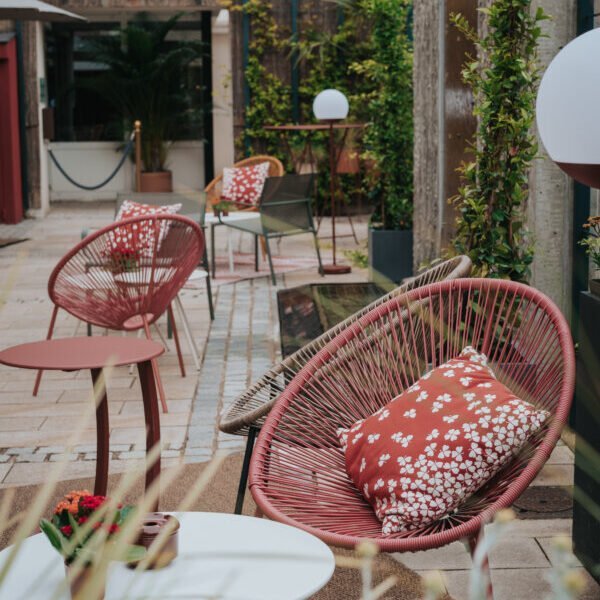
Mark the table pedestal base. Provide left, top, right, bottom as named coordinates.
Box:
left=322, top=263, right=351, bottom=275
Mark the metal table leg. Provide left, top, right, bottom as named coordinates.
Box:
left=138, top=359, right=161, bottom=512
left=91, top=368, right=109, bottom=497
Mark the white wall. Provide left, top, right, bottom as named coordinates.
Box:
left=48, top=141, right=204, bottom=201
left=212, top=10, right=234, bottom=176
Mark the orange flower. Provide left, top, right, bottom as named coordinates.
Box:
left=53, top=490, right=92, bottom=515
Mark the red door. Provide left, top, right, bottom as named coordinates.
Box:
left=0, top=36, right=24, bottom=224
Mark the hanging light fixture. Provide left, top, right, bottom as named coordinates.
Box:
left=537, top=28, right=600, bottom=188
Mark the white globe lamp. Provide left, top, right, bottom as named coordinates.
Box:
left=312, top=89, right=351, bottom=274
left=313, top=89, right=349, bottom=121
left=537, top=28, right=600, bottom=188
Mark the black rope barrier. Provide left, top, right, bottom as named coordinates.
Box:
left=48, top=130, right=136, bottom=191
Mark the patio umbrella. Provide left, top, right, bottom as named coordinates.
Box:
left=0, top=0, right=86, bottom=22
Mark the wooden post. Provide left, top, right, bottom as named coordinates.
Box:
left=135, top=120, right=142, bottom=192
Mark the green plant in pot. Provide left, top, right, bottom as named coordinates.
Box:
left=40, top=490, right=145, bottom=600
left=357, top=0, right=413, bottom=284
left=580, top=216, right=600, bottom=297
left=84, top=13, right=203, bottom=192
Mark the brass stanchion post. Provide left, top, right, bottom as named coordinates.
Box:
left=135, top=120, right=142, bottom=192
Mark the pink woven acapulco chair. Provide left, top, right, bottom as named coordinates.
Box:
left=32, top=214, right=205, bottom=413
left=249, top=278, right=575, bottom=597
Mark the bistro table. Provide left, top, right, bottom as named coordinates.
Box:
left=0, top=337, right=164, bottom=507
left=0, top=512, right=335, bottom=599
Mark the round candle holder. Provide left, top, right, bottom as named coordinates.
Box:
left=130, top=513, right=180, bottom=570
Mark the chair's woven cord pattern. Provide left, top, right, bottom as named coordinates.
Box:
left=219, top=256, right=472, bottom=434
left=249, top=278, right=575, bottom=552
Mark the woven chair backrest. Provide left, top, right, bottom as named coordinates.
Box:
left=49, top=214, right=204, bottom=330
left=219, top=255, right=472, bottom=434
left=250, top=278, right=575, bottom=550
left=204, top=155, right=285, bottom=206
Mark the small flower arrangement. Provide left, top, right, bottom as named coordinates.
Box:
left=580, top=216, right=600, bottom=270
left=40, top=489, right=145, bottom=566
left=106, top=239, right=141, bottom=273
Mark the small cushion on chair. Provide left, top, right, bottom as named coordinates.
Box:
left=221, top=162, right=270, bottom=207
left=108, top=200, right=182, bottom=259
left=337, top=346, right=550, bottom=534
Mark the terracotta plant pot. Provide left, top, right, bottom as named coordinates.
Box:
left=65, top=561, right=106, bottom=600
left=140, top=171, right=173, bottom=193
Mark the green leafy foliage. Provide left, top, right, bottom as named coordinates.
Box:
left=450, top=1, right=547, bottom=281
left=579, top=216, right=600, bottom=271
left=228, top=0, right=291, bottom=158
left=232, top=0, right=413, bottom=226
left=359, top=0, right=413, bottom=231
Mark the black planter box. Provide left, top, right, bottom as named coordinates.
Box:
left=573, top=291, right=600, bottom=583
left=368, top=228, right=413, bottom=283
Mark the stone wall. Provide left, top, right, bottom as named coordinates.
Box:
left=413, top=0, right=579, bottom=316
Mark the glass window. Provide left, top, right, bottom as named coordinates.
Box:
left=45, top=16, right=206, bottom=143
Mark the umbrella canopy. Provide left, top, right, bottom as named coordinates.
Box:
left=0, top=0, right=86, bottom=22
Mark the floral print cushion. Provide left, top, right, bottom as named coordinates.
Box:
left=337, top=346, right=549, bottom=534
left=221, top=162, right=270, bottom=206
left=108, top=199, right=182, bottom=259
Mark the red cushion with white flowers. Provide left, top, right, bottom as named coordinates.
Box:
left=337, top=347, right=549, bottom=535
left=221, top=162, right=270, bottom=206
left=108, top=200, right=182, bottom=258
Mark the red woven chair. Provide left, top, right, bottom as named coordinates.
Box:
left=250, top=278, right=575, bottom=596
left=32, top=214, right=205, bottom=413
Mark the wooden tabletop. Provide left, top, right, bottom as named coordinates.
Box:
left=0, top=337, right=164, bottom=371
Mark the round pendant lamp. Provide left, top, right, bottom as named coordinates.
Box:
left=537, top=28, right=600, bottom=188
left=313, top=89, right=349, bottom=121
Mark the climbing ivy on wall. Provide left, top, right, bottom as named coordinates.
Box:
left=227, top=0, right=291, bottom=157
left=450, top=1, right=547, bottom=281
left=228, top=0, right=414, bottom=223
left=357, top=0, right=413, bottom=231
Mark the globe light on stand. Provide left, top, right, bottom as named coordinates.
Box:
left=537, top=28, right=600, bottom=188
left=313, top=89, right=351, bottom=275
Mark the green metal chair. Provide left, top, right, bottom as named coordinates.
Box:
left=217, top=174, right=323, bottom=285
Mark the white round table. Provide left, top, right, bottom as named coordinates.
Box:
left=0, top=512, right=334, bottom=600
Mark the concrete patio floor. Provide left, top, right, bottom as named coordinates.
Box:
left=0, top=202, right=597, bottom=599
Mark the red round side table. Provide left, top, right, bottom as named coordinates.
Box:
left=0, top=337, right=164, bottom=508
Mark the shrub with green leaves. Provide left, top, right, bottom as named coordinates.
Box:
left=359, top=0, right=413, bottom=231
left=450, top=1, right=547, bottom=281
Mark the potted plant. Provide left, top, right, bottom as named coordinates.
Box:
left=40, top=490, right=145, bottom=600
left=580, top=216, right=600, bottom=296
left=84, top=14, right=203, bottom=192
left=361, top=0, right=414, bottom=283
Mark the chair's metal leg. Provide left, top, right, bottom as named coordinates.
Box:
left=211, top=223, right=216, bottom=278
left=168, top=304, right=186, bottom=378
left=264, top=236, right=276, bottom=285
left=235, top=426, right=259, bottom=515
left=142, top=316, right=168, bottom=414
left=87, top=323, right=92, bottom=337
left=129, top=330, right=143, bottom=375
left=167, top=308, right=173, bottom=340
left=313, top=232, right=324, bottom=276
left=174, top=295, right=200, bottom=371
left=227, top=228, right=234, bottom=273
left=152, top=321, right=169, bottom=348
left=33, top=305, right=59, bottom=396
left=202, top=247, right=215, bottom=320
left=254, top=235, right=259, bottom=272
